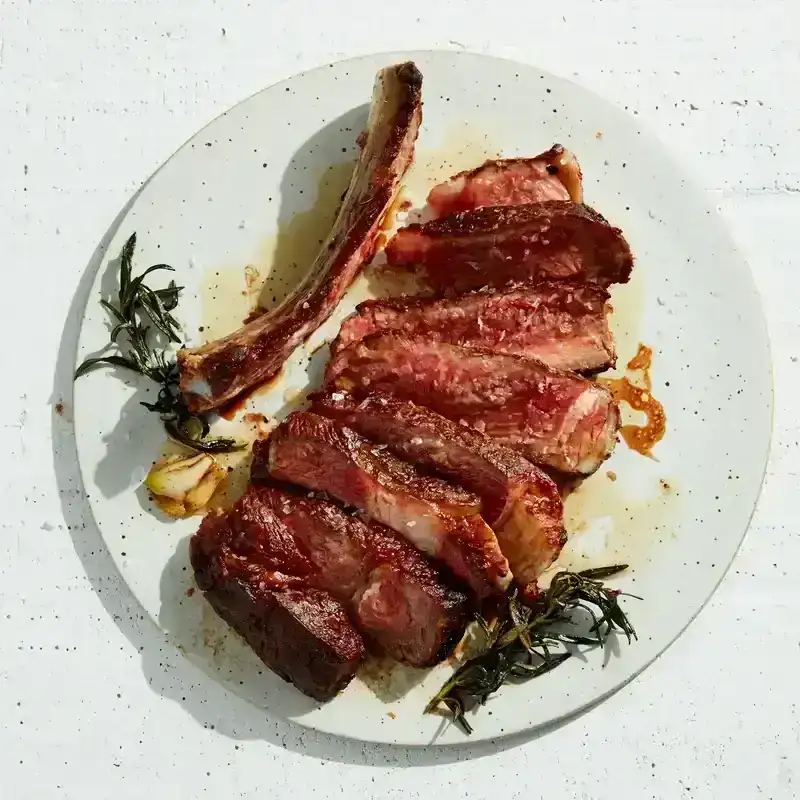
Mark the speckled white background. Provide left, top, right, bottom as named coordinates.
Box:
left=1, top=1, right=798, bottom=797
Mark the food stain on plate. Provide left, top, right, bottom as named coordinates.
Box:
left=601, top=343, right=666, bottom=458
left=547, top=466, right=680, bottom=577
left=548, top=336, right=672, bottom=577
left=201, top=264, right=256, bottom=343
left=607, top=265, right=645, bottom=365
left=201, top=161, right=355, bottom=342
left=357, top=656, right=429, bottom=703
left=255, top=160, right=356, bottom=314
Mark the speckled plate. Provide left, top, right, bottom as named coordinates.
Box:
left=72, top=51, right=772, bottom=745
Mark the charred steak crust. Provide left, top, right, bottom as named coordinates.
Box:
left=331, top=280, right=616, bottom=373
left=384, top=200, right=634, bottom=292
left=313, top=391, right=566, bottom=589
left=266, top=411, right=511, bottom=597
left=178, top=61, right=423, bottom=412
left=326, top=333, right=620, bottom=476
left=311, top=392, right=529, bottom=525
left=413, top=201, right=611, bottom=237
left=244, top=477, right=468, bottom=667
left=426, top=144, right=583, bottom=216
left=190, top=507, right=364, bottom=701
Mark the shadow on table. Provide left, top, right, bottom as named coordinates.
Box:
left=50, top=104, right=613, bottom=766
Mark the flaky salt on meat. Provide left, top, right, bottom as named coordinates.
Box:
left=313, top=391, right=567, bottom=591
left=326, top=334, right=619, bottom=476
left=267, top=411, right=511, bottom=597
left=240, top=477, right=469, bottom=666
left=331, top=281, right=615, bottom=373
left=385, top=201, right=633, bottom=293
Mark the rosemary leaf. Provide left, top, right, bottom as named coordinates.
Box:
left=99, top=298, right=128, bottom=325
left=74, top=355, right=142, bottom=379
left=473, top=613, right=493, bottom=639
left=508, top=651, right=571, bottom=680
left=163, top=419, right=246, bottom=454
left=124, top=263, right=175, bottom=310
left=154, top=282, right=182, bottom=311
left=444, top=698, right=471, bottom=735
left=540, top=631, right=599, bottom=647
left=578, top=565, right=629, bottom=581
left=137, top=285, right=181, bottom=343
left=118, top=232, right=136, bottom=305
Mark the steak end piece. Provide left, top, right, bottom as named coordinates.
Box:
left=190, top=509, right=364, bottom=701
left=266, top=411, right=511, bottom=597
left=313, top=391, right=566, bottom=590
left=326, top=334, right=619, bottom=476
left=426, top=144, right=583, bottom=216
left=246, top=479, right=469, bottom=666
left=178, top=61, right=423, bottom=412
left=385, top=201, right=633, bottom=292
left=331, top=280, right=616, bottom=373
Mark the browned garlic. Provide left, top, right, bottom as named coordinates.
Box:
left=144, top=453, right=226, bottom=518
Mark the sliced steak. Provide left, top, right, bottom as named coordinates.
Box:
left=326, top=334, right=619, bottom=475
left=331, top=281, right=615, bottom=373
left=267, top=412, right=511, bottom=597
left=426, top=144, right=583, bottom=216
left=178, top=62, right=423, bottom=412
left=313, top=392, right=566, bottom=591
left=384, top=201, right=633, bottom=292
left=190, top=502, right=364, bottom=701
left=244, top=479, right=468, bottom=666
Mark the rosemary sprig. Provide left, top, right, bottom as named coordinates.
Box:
left=75, top=232, right=243, bottom=454
left=425, top=565, right=638, bottom=734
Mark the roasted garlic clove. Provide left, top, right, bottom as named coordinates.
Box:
left=145, top=453, right=226, bottom=518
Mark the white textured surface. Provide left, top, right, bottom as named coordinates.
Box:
left=1, top=1, right=798, bottom=797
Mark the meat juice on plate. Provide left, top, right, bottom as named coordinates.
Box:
left=200, top=161, right=355, bottom=344
left=547, top=326, right=675, bottom=579
left=600, top=344, right=666, bottom=458
left=548, top=463, right=680, bottom=580
left=255, top=161, right=357, bottom=313
left=200, top=263, right=261, bottom=345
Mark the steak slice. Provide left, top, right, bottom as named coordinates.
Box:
left=331, top=281, right=615, bottom=373
left=313, top=392, right=566, bottom=591
left=190, top=501, right=364, bottom=701
left=178, top=62, right=423, bottom=412
left=267, top=412, right=511, bottom=597
left=426, top=144, right=583, bottom=216
left=244, top=479, right=468, bottom=666
left=326, top=334, right=619, bottom=475
left=384, top=201, right=633, bottom=292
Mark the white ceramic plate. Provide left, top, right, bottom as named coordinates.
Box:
left=73, top=51, right=772, bottom=745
